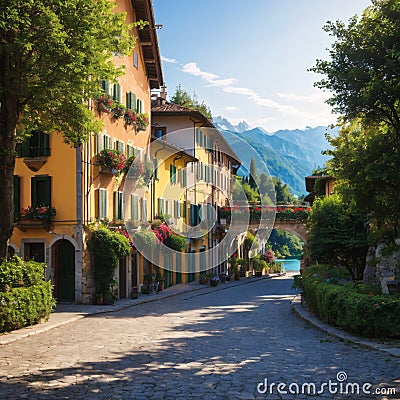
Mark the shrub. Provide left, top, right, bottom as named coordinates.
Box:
left=0, top=257, right=55, bottom=333
left=301, top=264, right=400, bottom=338
left=164, top=234, right=187, bottom=251
left=87, top=227, right=131, bottom=299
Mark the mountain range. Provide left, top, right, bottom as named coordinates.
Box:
left=213, top=116, right=339, bottom=196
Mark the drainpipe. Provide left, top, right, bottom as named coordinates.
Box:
left=75, top=145, right=83, bottom=303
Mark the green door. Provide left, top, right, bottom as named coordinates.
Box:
left=57, top=240, right=75, bottom=302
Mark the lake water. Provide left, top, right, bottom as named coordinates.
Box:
left=275, top=258, right=300, bottom=272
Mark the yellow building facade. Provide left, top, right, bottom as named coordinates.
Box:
left=10, top=0, right=163, bottom=303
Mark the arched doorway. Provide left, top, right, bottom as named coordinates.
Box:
left=53, top=239, right=75, bottom=302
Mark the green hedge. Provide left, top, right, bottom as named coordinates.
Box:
left=0, top=257, right=55, bottom=333
left=300, top=265, right=400, bottom=338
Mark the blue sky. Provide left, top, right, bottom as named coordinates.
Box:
left=152, top=0, right=371, bottom=132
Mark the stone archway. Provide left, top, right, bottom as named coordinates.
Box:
left=273, top=221, right=308, bottom=243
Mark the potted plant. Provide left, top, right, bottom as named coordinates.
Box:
left=124, top=108, right=137, bottom=126
left=111, top=103, right=126, bottom=120
left=136, top=113, right=149, bottom=131
left=97, top=149, right=126, bottom=175
left=199, top=273, right=209, bottom=284
left=97, top=93, right=113, bottom=113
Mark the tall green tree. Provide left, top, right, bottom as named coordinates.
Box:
left=170, top=84, right=212, bottom=119
left=273, top=177, right=293, bottom=204
left=310, top=0, right=400, bottom=135
left=249, top=157, right=257, bottom=190
left=326, top=121, right=400, bottom=233
left=308, top=195, right=368, bottom=279
left=0, top=0, right=138, bottom=260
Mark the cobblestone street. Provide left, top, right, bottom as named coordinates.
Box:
left=0, top=275, right=399, bottom=399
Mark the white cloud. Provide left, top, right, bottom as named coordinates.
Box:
left=225, top=106, right=238, bottom=111
left=276, top=92, right=328, bottom=103
left=161, top=55, right=178, bottom=64
left=181, top=62, right=218, bottom=81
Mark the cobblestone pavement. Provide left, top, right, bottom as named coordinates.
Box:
left=0, top=275, right=399, bottom=400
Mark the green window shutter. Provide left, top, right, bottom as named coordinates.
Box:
left=171, top=165, right=175, bottom=184
left=141, top=198, right=147, bottom=221
left=181, top=201, right=187, bottom=219
left=101, top=79, right=110, bottom=94
left=97, top=133, right=103, bottom=153
left=113, top=84, right=122, bottom=102
left=153, top=158, right=158, bottom=180
left=114, top=191, right=123, bottom=220
left=31, top=175, right=51, bottom=207
left=98, top=188, right=107, bottom=219
left=13, top=175, right=20, bottom=219
left=126, top=91, right=137, bottom=110
left=158, top=198, right=165, bottom=216
left=131, top=194, right=139, bottom=221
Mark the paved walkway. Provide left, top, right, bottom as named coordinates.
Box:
left=0, top=274, right=282, bottom=345
left=1, top=273, right=399, bottom=399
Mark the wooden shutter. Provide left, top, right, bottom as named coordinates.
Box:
left=141, top=198, right=147, bottom=221
left=131, top=194, right=139, bottom=221
left=113, top=83, right=122, bottom=103
left=13, top=175, right=20, bottom=219
left=98, top=188, right=107, bottom=219
left=157, top=198, right=165, bottom=216
left=31, top=175, right=51, bottom=207
left=101, top=79, right=110, bottom=94
left=126, top=91, right=136, bottom=110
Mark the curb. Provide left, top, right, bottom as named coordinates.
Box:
left=0, top=273, right=284, bottom=345
left=291, top=294, right=400, bottom=358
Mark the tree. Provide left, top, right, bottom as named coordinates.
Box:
left=249, top=157, right=257, bottom=190
left=273, top=177, right=293, bottom=204
left=326, top=121, right=400, bottom=234
left=308, top=195, right=368, bottom=279
left=310, top=0, right=400, bottom=135
left=170, top=84, right=212, bottom=119
left=0, top=0, right=137, bottom=260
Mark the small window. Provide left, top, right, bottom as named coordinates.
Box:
left=97, top=188, right=107, bottom=219
left=16, top=131, right=50, bottom=158
left=112, top=83, right=122, bottom=103
left=153, top=128, right=166, bottom=139
left=131, top=194, right=139, bottom=221
left=103, top=134, right=111, bottom=150
left=136, top=99, right=144, bottom=114
left=157, top=197, right=165, bottom=216
left=31, top=175, right=51, bottom=207
left=101, top=79, right=110, bottom=94
left=126, top=91, right=136, bottom=110
left=141, top=198, right=147, bottom=221
left=133, top=51, right=139, bottom=68
left=114, top=191, right=123, bottom=220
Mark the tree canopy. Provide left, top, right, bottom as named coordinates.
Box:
left=0, top=0, right=138, bottom=259
left=310, top=0, right=400, bottom=134
left=170, top=84, right=212, bottom=119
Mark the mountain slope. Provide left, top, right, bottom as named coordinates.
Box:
left=214, top=118, right=338, bottom=195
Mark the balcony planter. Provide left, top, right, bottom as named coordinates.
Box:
left=96, top=94, right=113, bottom=113
left=136, top=113, right=149, bottom=132
left=97, top=149, right=126, bottom=176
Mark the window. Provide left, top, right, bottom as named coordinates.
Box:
left=170, top=164, right=177, bottom=184
left=136, top=99, right=144, bottom=114
left=153, top=127, right=166, bottom=139
left=131, top=194, right=139, bottom=221
left=13, top=175, right=20, bottom=219
left=101, top=79, right=110, bottom=94
left=112, top=83, right=122, bottom=103
left=174, top=200, right=181, bottom=218
left=114, top=191, right=123, bottom=220
left=126, top=91, right=136, bottom=110
left=17, top=131, right=50, bottom=158
left=115, top=140, right=124, bottom=153
left=166, top=199, right=173, bottom=217
left=157, top=197, right=165, bottom=216
left=31, top=175, right=51, bottom=207
left=141, top=198, right=147, bottom=221
left=97, top=188, right=107, bottom=219
left=133, top=51, right=139, bottom=68
left=153, top=158, right=159, bottom=180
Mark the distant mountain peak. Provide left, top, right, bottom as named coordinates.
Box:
left=213, top=116, right=251, bottom=133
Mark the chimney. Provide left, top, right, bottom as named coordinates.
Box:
left=160, top=85, right=167, bottom=101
